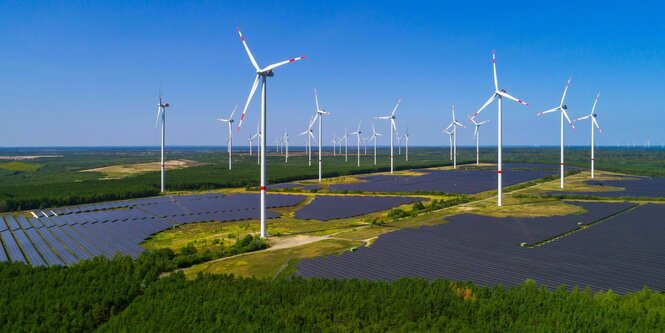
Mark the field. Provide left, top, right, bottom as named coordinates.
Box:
left=2, top=147, right=665, bottom=332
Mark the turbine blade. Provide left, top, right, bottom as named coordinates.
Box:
left=473, top=126, right=478, bottom=138
left=314, top=89, right=321, bottom=113
left=473, top=94, right=497, bottom=118
left=237, top=74, right=260, bottom=131
left=263, top=56, right=306, bottom=72
left=575, top=115, right=591, bottom=121
left=155, top=108, right=163, bottom=128
left=390, top=99, right=401, bottom=117
left=593, top=117, right=602, bottom=132
left=497, top=91, right=529, bottom=106
left=468, top=115, right=478, bottom=125
left=237, top=27, right=260, bottom=71
left=560, top=76, right=572, bottom=106
left=562, top=109, right=576, bottom=129
left=229, top=105, right=237, bottom=120
left=492, top=50, right=498, bottom=91
left=537, top=107, right=560, bottom=116
left=591, top=92, right=600, bottom=114
left=478, top=120, right=490, bottom=125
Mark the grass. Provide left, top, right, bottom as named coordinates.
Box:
left=142, top=220, right=257, bottom=253
left=0, top=161, right=41, bottom=172
left=183, top=238, right=362, bottom=279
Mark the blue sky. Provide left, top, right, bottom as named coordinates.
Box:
left=1, top=1, right=664, bottom=147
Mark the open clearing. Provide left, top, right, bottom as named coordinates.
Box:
left=0, top=161, right=42, bottom=172
left=80, top=159, right=206, bottom=178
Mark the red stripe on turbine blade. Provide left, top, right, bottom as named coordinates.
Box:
left=497, top=170, right=502, bottom=174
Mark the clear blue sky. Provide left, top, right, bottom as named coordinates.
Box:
left=1, top=1, right=663, bottom=147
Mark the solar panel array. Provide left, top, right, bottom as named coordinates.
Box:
left=0, top=193, right=306, bottom=267
left=295, top=195, right=427, bottom=221
left=297, top=202, right=660, bottom=293
left=329, top=168, right=556, bottom=194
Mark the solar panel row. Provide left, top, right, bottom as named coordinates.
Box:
left=295, top=195, right=426, bottom=221
left=1, top=230, right=26, bottom=264
left=25, top=228, right=64, bottom=266
left=12, top=229, right=46, bottom=267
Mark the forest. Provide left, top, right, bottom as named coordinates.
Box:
left=1, top=254, right=665, bottom=332
left=2, top=147, right=664, bottom=212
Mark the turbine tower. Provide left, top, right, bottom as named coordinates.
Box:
left=443, top=127, right=453, bottom=161
left=217, top=105, right=237, bottom=170
left=314, top=90, right=330, bottom=182
left=404, top=127, right=410, bottom=162
left=469, top=116, right=489, bottom=165
left=283, top=130, right=289, bottom=163
left=236, top=27, right=305, bottom=238
left=156, top=93, right=170, bottom=193
left=331, top=136, right=337, bottom=156
left=396, top=134, right=402, bottom=155
left=471, top=50, right=529, bottom=207
left=376, top=99, right=401, bottom=173
left=370, top=123, right=382, bottom=165
left=537, top=77, right=576, bottom=188
left=445, top=105, right=465, bottom=169
left=342, top=129, right=349, bottom=162
left=574, top=93, right=602, bottom=178
left=351, top=121, right=362, bottom=167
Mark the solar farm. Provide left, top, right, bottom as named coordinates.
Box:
left=3, top=159, right=664, bottom=295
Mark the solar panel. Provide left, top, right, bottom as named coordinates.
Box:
left=3, top=216, right=21, bottom=231
left=0, top=216, right=7, bottom=232
left=295, top=195, right=427, bottom=221
left=36, top=228, right=79, bottom=266
left=548, top=177, right=665, bottom=198
left=49, top=226, right=91, bottom=260
left=0, top=239, right=7, bottom=262
left=25, top=228, right=63, bottom=266
left=329, top=167, right=556, bottom=194
left=28, top=217, right=45, bottom=229
left=16, top=216, right=33, bottom=230
left=1, top=230, right=26, bottom=263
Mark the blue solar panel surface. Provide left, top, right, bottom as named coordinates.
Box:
left=1, top=230, right=26, bottom=263
left=297, top=202, right=658, bottom=293
left=295, top=195, right=427, bottom=221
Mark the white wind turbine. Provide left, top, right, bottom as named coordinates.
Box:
left=217, top=105, right=237, bottom=170
left=155, top=93, right=170, bottom=193
left=313, top=89, right=330, bottom=182
left=443, top=127, right=453, bottom=161
left=574, top=93, right=602, bottom=178
left=362, top=137, right=368, bottom=155
left=468, top=116, right=490, bottom=165
left=282, top=130, right=289, bottom=163
left=248, top=120, right=259, bottom=156
left=446, top=105, right=465, bottom=169
left=331, top=136, right=337, bottom=156
left=376, top=99, right=401, bottom=173
left=351, top=121, right=362, bottom=167
left=536, top=77, right=576, bottom=189
left=342, top=129, right=349, bottom=162
left=396, top=134, right=402, bottom=155
left=274, top=138, right=281, bottom=153
left=471, top=50, right=529, bottom=207
left=299, top=115, right=317, bottom=166
left=236, top=27, right=305, bottom=238
left=370, top=123, right=382, bottom=165
left=404, top=127, right=410, bottom=162
left=252, top=120, right=261, bottom=165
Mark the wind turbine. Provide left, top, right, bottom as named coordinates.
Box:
left=331, top=136, right=337, bottom=156
left=396, top=134, right=402, bottom=155
left=236, top=27, right=305, bottom=238
left=253, top=120, right=261, bottom=165
left=446, top=105, right=465, bottom=169
left=342, top=129, right=349, bottom=162
left=351, top=121, right=362, bottom=167
left=362, top=137, right=368, bottom=155
left=469, top=116, right=490, bottom=165
left=313, top=89, right=330, bottom=182
left=370, top=123, right=382, bottom=165
left=283, top=130, right=289, bottom=163
left=248, top=120, right=260, bottom=157
left=274, top=138, right=281, bottom=153
left=299, top=114, right=317, bottom=166
left=376, top=99, right=401, bottom=173
left=471, top=50, right=529, bottom=206
left=218, top=105, right=237, bottom=170
left=404, top=127, right=410, bottom=162
left=536, top=76, right=575, bottom=189
left=574, top=93, right=602, bottom=178
left=156, top=93, right=169, bottom=193
left=443, top=127, right=454, bottom=161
